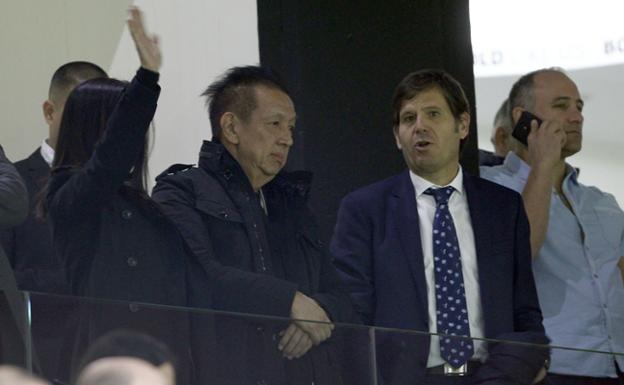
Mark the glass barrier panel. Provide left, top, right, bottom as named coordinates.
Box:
left=374, top=325, right=623, bottom=385
left=544, top=344, right=623, bottom=384
left=20, top=291, right=376, bottom=385
left=0, top=290, right=29, bottom=368
left=6, top=290, right=622, bottom=385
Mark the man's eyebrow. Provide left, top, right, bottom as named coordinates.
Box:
left=263, top=112, right=297, bottom=122
left=553, top=96, right=584, bottom=106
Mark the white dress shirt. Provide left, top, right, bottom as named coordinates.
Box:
left=409, top=167, right=487, bottom=367
left=40, top=139, right=55, bottom=167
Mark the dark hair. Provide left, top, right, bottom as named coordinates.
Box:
left=52, top=78, right=149, bottom=193
left=49, top=61, right=107, bottom=102
left=77, top=330, right=175, bottom=374
left=201, top=65, right=290, bottom=140
left=392, top=69, right=470, bottom=149
left=493, top=98, right=512, bottom=133
left=508, top=67, right=566, bottom=122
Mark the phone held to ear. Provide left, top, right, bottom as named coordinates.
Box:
left=512, top=111, right=543, bottom=146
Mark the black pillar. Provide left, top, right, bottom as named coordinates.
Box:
left=258, top=0, right=477, bottom=242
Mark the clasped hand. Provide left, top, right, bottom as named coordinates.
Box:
left=278, top=292, right=334, bottom=360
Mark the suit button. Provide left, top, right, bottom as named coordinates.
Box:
left=127, top=257, right=138, bottom=267
left=121, top=209, right=133, bottom=220
left=256, top=325, right=264, bottom=332
left=129, top=304, right=140, bottom=312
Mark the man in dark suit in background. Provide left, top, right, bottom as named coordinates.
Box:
left=0, top=61, right=106, bottom=294
left=0, top=62, right=107, bottom=381
left=331, top=69, right=548, bottom=385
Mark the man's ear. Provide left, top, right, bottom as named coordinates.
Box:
left=458, top=112, right=470, bottom=140
left=43, top=100, right=55, bottom=125
left=511, top=106, right=524, bottom=125
left=393, top=125, right=402, bottom=150
left=492, top=125, right=510, bottom=155
left=219, top=112, right=239, bottom=145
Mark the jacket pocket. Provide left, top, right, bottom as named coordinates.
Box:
left=195, top=199, right=244, bottom=223
left=593, top=205, right=624, bottom=251
left=194, top=198, right=250, bottom=267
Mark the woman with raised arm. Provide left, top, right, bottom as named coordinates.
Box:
left=44, top=9, right=192, bottom=383
left=46, top=8, right=187, bottom=306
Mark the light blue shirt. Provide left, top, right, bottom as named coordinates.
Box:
left=481, top=152, right=624, bottom=377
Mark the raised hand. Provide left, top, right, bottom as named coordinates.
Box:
left=526, top=118, right=566, bottom=170
left=127, top=6, right=161, bottom=72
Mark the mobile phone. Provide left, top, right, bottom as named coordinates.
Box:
left=512, top=111, right=543, bottom=146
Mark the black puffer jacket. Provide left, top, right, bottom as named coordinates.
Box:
left=153, top=140, right=353, bottom=321
left=153, top=140, right=356, bottom=385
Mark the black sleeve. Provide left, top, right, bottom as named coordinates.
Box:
left=0, top=229, right=15, bottom=267
left=303, top=208, right=357, bottom=324
left=47, top=68, right=160, bottom=223
left=0, top=146, right=28, bottom=229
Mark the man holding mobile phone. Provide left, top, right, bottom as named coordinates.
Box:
left=481, top=68, right=624, bottom=384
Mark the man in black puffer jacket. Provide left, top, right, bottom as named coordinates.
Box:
left=153, top=66, right=356, bottom=385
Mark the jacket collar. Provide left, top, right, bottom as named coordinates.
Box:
left=197, top=140, right=313, bottom=207
left=198, top=139, right=249, bottom=187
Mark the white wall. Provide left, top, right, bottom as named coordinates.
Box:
left=0, top=0, right=259, bottom=189
left=0, top=0, right=131, bottom=158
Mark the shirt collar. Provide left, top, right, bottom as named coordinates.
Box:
left=40, top=139, right=55, bottom=167
left=563, top=164, right=579, bottom=187
left=504, top=151, right=579, bottom=187
left=502, top=152, right=531, bottom=183
left=409, top=166, right=464, bottom=197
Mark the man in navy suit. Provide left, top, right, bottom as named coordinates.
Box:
left=331, top=69, right=548, bottom=385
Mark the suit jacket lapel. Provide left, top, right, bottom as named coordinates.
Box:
left=463, top=173, right=494, bottom=335
left=392, top=171, right=429, bottom=314
left=27, top=148, right=51, bottom=190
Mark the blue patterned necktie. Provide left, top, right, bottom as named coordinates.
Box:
left=425, top=186, right=474, bottom=368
